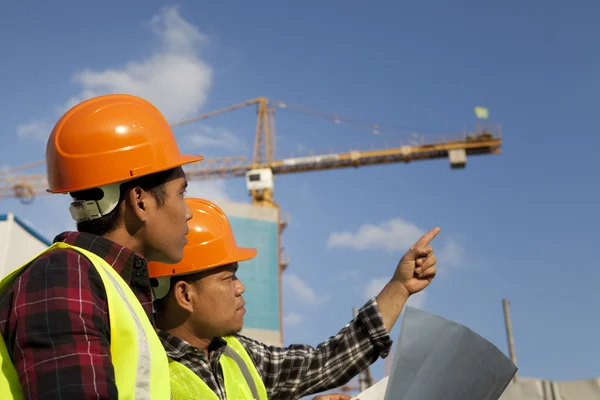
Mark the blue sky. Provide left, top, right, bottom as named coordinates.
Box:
left=1, top=0, right=599, bottom=393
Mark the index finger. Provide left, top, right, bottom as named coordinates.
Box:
left=414, top=227, right=440, bottom=247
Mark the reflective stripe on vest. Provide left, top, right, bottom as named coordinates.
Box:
left=0, top=242, right=171, bottom=400
left=168, top=336, right=268, bottom=400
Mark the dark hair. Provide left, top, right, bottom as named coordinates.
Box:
left=70, top=168, right=177, bottom=236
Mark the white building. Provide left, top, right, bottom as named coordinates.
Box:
left=0, top=213, right=50, bottom=279
left=500, top=376, right=600, bottom=400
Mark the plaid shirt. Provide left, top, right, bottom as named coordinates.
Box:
left=159, top=297, right=392, bottom=400
left=0, top=231, right=153, bottom=400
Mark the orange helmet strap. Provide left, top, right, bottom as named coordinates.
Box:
left=68, top=182, right=122, bottom=223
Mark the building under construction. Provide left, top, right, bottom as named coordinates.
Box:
left=218, top=199, right=283, bottom=347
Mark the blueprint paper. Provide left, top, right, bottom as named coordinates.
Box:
left=379, top=306, right=518, bottom=400
left=349, top=376, right=388, bottom=400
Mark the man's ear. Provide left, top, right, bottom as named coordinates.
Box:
left=173, top=281, right=195, bottom=313
left=125, top=186, right=151, bottom=223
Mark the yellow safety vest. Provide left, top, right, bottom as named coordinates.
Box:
left=168, top=336, right=268, bottom=400
left=0, top=242, right=171, bottom=400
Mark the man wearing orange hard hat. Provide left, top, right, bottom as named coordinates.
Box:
left=149, top=198, right=440, bottom=400
left=0, top=93, right=203, bottom=399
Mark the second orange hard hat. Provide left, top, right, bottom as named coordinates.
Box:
left=148, top=198, right=257, bottom=280
left=46, top=93, right=203, bottom=193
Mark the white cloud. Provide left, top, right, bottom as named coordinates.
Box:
left=328, top=218, right=423, bottom=253
left=18, top=6, right=214, bottom=142
left=61, top=6, right=212, bottom=122
left=16, top=120, right=53, bottom=142
left=327, top=217, right=465, bottom=268
left=184, top=126, right=245, bottom=151
left=186, top=180, right=232, bottom=203
left=283, top=274, right=329, bottom=305
left=364, top=276, right=426, bottom=309
left=284, top=313, right=306, bottom=327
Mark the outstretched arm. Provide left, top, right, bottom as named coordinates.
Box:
left=237, top=298, right=391, bottom=400
left=3, top=250, right=118, bottom=399
left=238, top=227, right=440, bottom=400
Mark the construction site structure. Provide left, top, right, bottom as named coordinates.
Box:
left=0, top=97, right=502, bottom=347
left=498, top=299, right=600, bottom=399
left=503, top=298, right=519, bottom=383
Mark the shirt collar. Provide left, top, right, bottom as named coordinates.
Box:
left=53, top=231, right=144, bottom=284
left=156, top=328, right=227, bottom=360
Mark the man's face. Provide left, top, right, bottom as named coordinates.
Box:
left=187, top=263, right=246, bottom=337
left=144, top=167, right=192, bottom=263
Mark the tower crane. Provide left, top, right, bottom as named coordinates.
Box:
left=0, top=95, right=502, bottom=275
left=0, top=97, right=502, bottom=208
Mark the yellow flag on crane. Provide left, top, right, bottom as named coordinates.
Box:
left=474, top=106, right=489, bottom=119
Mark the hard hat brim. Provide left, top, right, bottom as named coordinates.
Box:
left=231, top=246, right=258, bottom=264
left=149, top=246, right=258, bottom=279
left=46, top=153, right=204, bottom=194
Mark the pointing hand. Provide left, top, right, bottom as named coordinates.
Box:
left=392, top=227, right=440, bottom=296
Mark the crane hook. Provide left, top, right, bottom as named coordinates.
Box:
left=13, top=184, right=36, bottom=205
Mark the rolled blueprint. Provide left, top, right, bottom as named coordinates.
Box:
left=380, top=306, right=518, bottom=400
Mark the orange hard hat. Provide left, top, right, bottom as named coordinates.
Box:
left=46, top=93, right=203, bottom=193
left=148, top=198, right=257, bottom=280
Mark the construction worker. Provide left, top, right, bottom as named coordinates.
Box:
left=149, top=198, right=439, bottom=400
left=0, top=94, right=204, bottom=399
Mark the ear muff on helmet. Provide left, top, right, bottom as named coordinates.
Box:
left=151, top=276, right=172, bottom=300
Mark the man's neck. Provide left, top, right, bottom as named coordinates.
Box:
left=103, top=230, right=145, bottom=258
left=167, top=325, right=213, bottom=358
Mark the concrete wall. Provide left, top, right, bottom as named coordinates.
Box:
left=0, top=213, right=51, bottom=280
left=217, top=200, right=282, bottom=347
left=500, top=377, right=600, bottom=399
